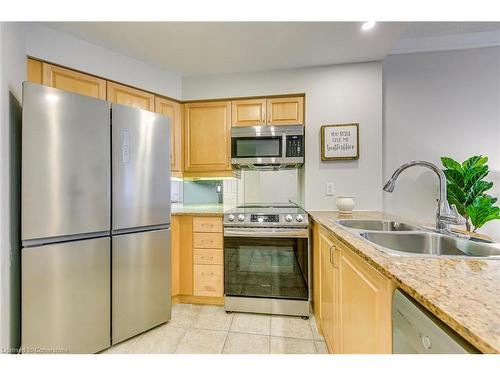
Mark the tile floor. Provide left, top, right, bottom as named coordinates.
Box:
left=102, top=304, right=327, bottom=354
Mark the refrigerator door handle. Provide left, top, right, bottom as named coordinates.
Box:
left=22, top=230, right=111, bottom=248
left=111, top=223, right=170, bottom=236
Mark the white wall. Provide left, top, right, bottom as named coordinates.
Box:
left=183, top=62, right=383, bottom=211
left=25, top=23, right=182, bottom=99
left=383, top=47, right=500, bottom=239
left=0, top=22, right=25, bottom=352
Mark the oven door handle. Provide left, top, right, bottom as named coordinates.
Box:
left=224, top=227, right=309, bottom=238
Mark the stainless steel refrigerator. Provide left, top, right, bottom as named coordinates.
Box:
left=21, top=83, right=171, bottom=354
left=111, top=103, right=171, bottom=345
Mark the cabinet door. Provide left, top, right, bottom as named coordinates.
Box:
left=184, top=101, right=231, bottom=172
left=311, top=221, right=321, bottom=319
left=319, top=227, right=340, bottom=354
left=267, top=96, right=304, bottom=126
left=156, top=97, right=182, bottom=173
left=193, top=264, right=223, bottom=297
left=340, top=246, right=393, bottom=354
left=231, top=98, right=266, bottom=126
left=27, top=58, right=42, bottom=84
left=171, top=216, right=181, bottom=297
left=107, top=81, right=155, bottom=111
left=42, top=63, right=106, bottom=99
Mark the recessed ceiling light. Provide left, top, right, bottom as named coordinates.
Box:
left=361, top=21, right=376, bottom=31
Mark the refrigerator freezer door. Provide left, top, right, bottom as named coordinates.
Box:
left=112, top=104, right=171, bottom=231
left=22, top=237, right=111, bottom=354
left=22, top=83, right=110, bottom=243
left=112, top=229, right=171, bottom=344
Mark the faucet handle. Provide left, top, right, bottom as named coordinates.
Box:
left=443, top=204, right=466, bottom=225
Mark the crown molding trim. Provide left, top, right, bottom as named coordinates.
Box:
left=388, top=30, right=500, bottom=55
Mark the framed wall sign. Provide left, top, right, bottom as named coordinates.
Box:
left=321, top=123, right=359, bottom=161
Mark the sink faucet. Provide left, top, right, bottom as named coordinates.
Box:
left=383, top=161, right=466, bottom=234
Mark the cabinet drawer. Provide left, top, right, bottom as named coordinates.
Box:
left=193, top=217, right=222, bottom=233
left=194, top=265, right=223, bottom=297
left=193, top=249, right=223, bottom=265
left=193, top=232, right=223, bottom=248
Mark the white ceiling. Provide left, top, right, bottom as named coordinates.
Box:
left=42, top=22, right=500, bottom=77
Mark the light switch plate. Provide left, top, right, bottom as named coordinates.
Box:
left=326, top=182, right=335, bottom=196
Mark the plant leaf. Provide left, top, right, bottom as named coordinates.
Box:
left=443, top=169, right=464, bottom=187
left=466, top=180, right=493, bottom=204
left=441, top=157, right=463, bottom=173
left=464, top=165, right=489, bottom=189
left=466, top=195, right=500, bottom=230
left=462, top=155, right=488, bottom=171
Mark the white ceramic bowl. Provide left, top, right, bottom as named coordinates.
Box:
left=335, top=195, right=356, bottom=213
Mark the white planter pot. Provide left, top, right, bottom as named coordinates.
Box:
left=335, top=195, right=356, bottom=213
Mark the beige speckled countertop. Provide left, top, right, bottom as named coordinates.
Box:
left=309, top=210, right=500, bottom=354
left=171, top=203, right=233, bottom=216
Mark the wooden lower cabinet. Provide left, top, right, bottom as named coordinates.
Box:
left=340, top=245, right=393, bottom=354
left=171, top=215, right=193, bottom=297
left=314, top=221, right=393, bottom=354
left=192, top=216, right=224, bottom=298
left=171, top=215, right=224, bottom=304
left=193, top=264, right=224, bottom=297
left=319, top=226, right=341, bottom=353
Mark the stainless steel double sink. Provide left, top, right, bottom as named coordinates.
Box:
left=333, top=219, right=500, bottom=258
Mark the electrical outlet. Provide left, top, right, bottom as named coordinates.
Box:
left=326, top=182, right=335, bottom=196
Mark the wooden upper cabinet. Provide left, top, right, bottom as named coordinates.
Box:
left=231, top=99, right=267, bottom=127
left=155, top=97, right=182, bottom=174
left=184, top=101, right=231, bottom=173
left=107, top=81, right=155, bottom=111
left=27, top=58, right=42, bottom=84
left=42, top=63, right=106, bottom=99
left=340, top=246, right=393, bottom=354
left=267, top=96, right=304, bottom=126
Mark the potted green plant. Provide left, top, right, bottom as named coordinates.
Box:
left=441, top=155, right=500, bottom=233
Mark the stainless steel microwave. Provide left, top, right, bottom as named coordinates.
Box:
left=231, top=125, right=304, bottom=169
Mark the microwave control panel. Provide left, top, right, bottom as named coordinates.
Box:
left=286, top=135, right=304, bottom=157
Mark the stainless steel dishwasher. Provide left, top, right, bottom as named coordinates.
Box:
left=392, top=290, right=480, bottom=354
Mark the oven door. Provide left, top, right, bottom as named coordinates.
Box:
left=224, top=227, right=309, bottom=301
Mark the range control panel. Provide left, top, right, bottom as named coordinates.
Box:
left=250, top=214, right=279, bottom=223
left=224, top=212, right=309, bottom=227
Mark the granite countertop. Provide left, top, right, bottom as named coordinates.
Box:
left=171, top=203, right=234, bottom=216
left=308, top=210, right=500, bottom=354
